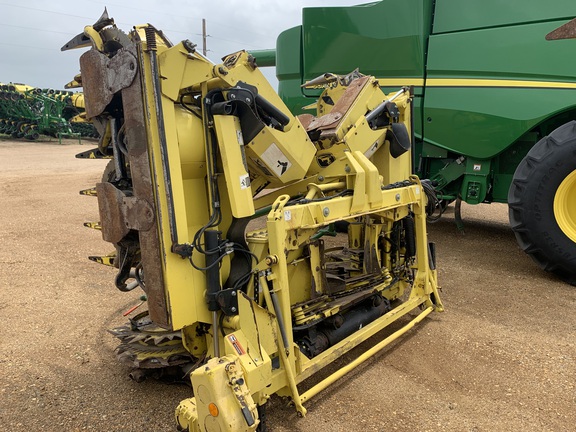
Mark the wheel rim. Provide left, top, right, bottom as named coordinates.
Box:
left=554, top=169, right=576, bottom=243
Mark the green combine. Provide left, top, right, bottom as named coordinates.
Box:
left=251, top=0, right=576, bottom=284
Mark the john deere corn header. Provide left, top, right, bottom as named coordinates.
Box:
left=64, top=11, right=443, bottom=431
left=0, top=82, right=96, bottom=140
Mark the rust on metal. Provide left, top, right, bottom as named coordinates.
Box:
left=119, top=45, right=170, bottom=328
left=296, top=113, right=315, bottom=130
left=306, top=76, right=371, bottom=139
left=107, top=49, right=138, bottom=92
left=96, top=182, right=155, bottom=243
left=96, top=182, right=130, bottom=243
left=307, top=111, right=342, bottom=131
left=79, top=48, right=137, bottom=118
left=79, top=50, right=112, bottom=118
left=546, top=17, right=576, bottom=40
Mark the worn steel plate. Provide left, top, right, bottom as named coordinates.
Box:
left=79, top=48, right=137, bottom=118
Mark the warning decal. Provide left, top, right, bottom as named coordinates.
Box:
left=240, top=174, right=250, bottom=190
left=228, top=334, right=246, bottom=356
left=260, top=143, right=292, bottom=178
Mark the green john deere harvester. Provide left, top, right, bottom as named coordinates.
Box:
left=251, top=0, right=576, bottom=284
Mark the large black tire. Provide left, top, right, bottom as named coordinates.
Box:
left=508, top=121, right=576, bottom=285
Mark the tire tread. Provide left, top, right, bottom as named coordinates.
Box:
left=508, top=121, right=576, bottom=285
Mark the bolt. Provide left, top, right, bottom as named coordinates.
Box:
left=265, top=255, right=278, bottom=266
left=230, top=307, right=237, bottom=313
left=395, top=193, right=401, bottom=201
left=323, top=207, right=330, bottom=217
left=231, top=291, right=237, bottom=297
left=318, top=175, right=324, bottom=182
left=345, top=165, right=351, bottom=173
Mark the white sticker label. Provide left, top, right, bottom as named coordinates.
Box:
left=284, top=210, right=292, bottom=221
left=473, top=164, right=481, bottom=171
left=415, top=186, right=420, bottom=195
left=240, top=174, right=250, bottom=190
left=261, top=143, right=292, bottom=178
left=364, top=140, right=380, bottom=159
left=236, top=130, right=244, bottom=146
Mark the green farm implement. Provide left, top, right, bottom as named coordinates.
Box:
left=0, top=82, right=96, bottom=140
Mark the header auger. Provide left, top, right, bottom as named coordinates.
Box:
left=65, top=10, right=443, bottom=431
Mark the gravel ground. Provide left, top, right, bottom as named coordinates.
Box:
left=1, top=138, right=575, bottom=432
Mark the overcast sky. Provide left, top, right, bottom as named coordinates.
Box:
left=0, top=0, right=364, bottom=91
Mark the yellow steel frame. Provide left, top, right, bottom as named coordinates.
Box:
left=75, top=21, right=444, bottom=432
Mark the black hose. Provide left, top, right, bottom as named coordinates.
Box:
left=403, top=215, right=416, bottom=260
left=422, top=179, right=443, bottom=222
left=205, top=230, right=222, bottom=312
left=254, top=94, right=290, bottom=127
